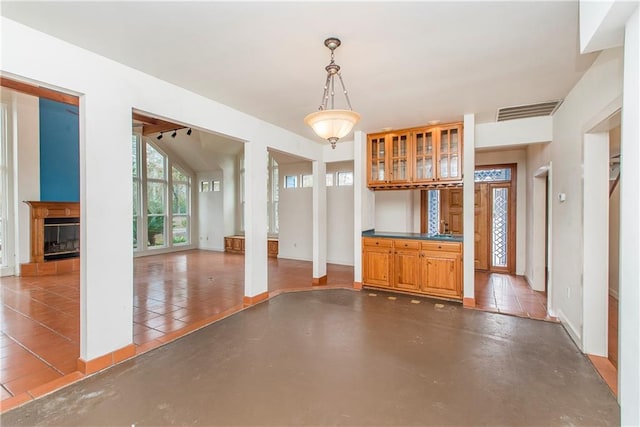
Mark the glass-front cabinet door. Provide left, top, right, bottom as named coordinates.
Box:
left=438, top=125, right=462, bottom=181
left=389, top=132, right=411, bottom=183
left=368, top=134, right=387, bottom=185
left=413, top=128, right=435, bottom=182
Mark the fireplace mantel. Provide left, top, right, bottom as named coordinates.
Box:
left=22, top=201, right=80, bottom=276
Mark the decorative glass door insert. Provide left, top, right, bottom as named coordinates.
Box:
left=414, top=129, right=434, bottom=181
left=439, top=127, right=461, bottom=180
left=370, top=135, right=386, bottom=183
left=491, top=186, right=509, bottom=269
left=390, top=133, right=409, bottom=182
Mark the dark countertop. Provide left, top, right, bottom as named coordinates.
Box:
left=362, top=229, right=463, bottom=243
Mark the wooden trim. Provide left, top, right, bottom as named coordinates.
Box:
left=0, top=392, right=33, bottom=414
left=475, top=164, right=517, bottom=274
left=132, top=111, right=187, bottom=136
left=463, top=297, right=476, bottom=308
left=420, top=190, right=428, bottom=233
left=77, top=353, right=111, bottom=375
left=77, top=344, right=136, bottom=375
left=243, top=292, right=269, bottom=307
left=353, top=281, right=363, bottom=290
left=312, top=275, right=328, bottom=286
left=24, top=201, right=80, bottom=264
left=588, top=355, right=618, bottom=396
left=0, top=77, right=79, bottom=106
left=20, top=258, right=80, bottom=277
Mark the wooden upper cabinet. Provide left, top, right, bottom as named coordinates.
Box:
left=368, top=134, right=387, bottom=185
left=437, top=124, right=463, bottom=181
left=389, top=132, right=411, bottom=184
left=367, top=122, right=463, bottom=189
left=413, top=128, right=436, bottom=183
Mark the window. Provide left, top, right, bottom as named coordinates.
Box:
left=200, top=181, right=210, bottom=192
left=337, top=171, right=353, bottom=186
left=474, top=168, right=511, bottom=182
left=172, top=166, right=190, bottom=245
left=302, top=174, right=313, bottom=188
left=212, top=180, right=221, bottom=192
left=133, top=135, right=193, bottom=251
left=146, top=144, right=167, bottom=248
left=268, top=157, right=279, bottom=234
left=285, top=175, right=297, bottom=188
left=326, top=173, right=334, bottom=187
left=239, top=155, right=245, bottom=231
left=132, top=134, right=141, bottom=249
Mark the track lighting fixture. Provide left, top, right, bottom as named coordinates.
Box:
left=157, top=132, right=163, bottom=140
left=171, top=129, right=177, bottom=138
left=187, top=128, right=192, bottom=136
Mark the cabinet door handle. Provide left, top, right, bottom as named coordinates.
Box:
left=375, top=242, right=379, bottom=245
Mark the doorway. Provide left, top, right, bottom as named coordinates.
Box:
left=473, top=165, right=517, bottom=274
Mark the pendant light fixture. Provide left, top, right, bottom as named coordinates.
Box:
left=304, top=37, right=360, bottom=149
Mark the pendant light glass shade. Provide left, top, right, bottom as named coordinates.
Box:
left=304, top=109, right=361, bottom=148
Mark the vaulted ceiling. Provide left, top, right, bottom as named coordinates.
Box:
left=2, top=1, right=595, bottom=143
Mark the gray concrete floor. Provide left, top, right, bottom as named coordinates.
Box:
left=2, top=290, right=619, bottom=426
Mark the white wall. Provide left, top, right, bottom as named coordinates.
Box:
left=0, top=89, right=40, bottom=269
left=551, top=47, right=623, bottom=345
left=278, top=161, right=313, bottom=261
left=327, top=161, right=354, bottom=265
left=1, top=17, right=323, bottom=360
left=374, top=190, right=419, bottom=233
left=475, top=116, right=552, bottom=149
left=525, top=143, right=551, bottom=290
left=197, top=170, right=224, bottom=251
left=476, top=148, right=527, bottom=275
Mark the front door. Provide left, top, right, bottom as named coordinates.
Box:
left=473, top=166, right=516, bottom=273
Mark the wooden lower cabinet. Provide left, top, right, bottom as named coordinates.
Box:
left=420, top=251, right=461, bottom=298
left=224, top=236, right=278, bottom=258
left=362, top=242, right=392, bottom=287
left=393, top=245, right=421, bottom=292
left=362, top=237, right=462, bottom=300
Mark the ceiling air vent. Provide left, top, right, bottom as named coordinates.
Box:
left=496, top=100, right=563, bottom=122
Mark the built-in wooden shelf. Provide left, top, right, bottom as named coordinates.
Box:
left=224, top=235, right=278, bottom=258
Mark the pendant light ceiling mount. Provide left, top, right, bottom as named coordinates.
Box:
left=304, top=37, right=360, bottom=149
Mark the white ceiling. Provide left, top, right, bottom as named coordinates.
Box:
left=2, top=1, right=596, bottom=143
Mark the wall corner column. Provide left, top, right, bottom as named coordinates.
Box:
left=462, top=114, right=476, bottom=306
left=80, top=95, right=133, bottom=362
left=353, top=130, right=370, bottom=286
left=312, top=160, right=327, bottom=284
left=620, top=5, right=640, bottom=424
left=243, top=141, right=268, bottom=302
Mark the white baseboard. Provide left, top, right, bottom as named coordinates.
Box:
left=278, top=254, right=312, bottom=262
left=558, top=309, right=583, bottom=350
left=327, top=259, right=355, bottom=267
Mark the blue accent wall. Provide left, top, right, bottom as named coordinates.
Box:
left=39, top=98, right=79, bottom=202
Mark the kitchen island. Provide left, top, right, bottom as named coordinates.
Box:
left=362, top=230, right=463, bottom=300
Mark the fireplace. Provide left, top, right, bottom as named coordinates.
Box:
left=44, top=217, right=80, bottom=260
left=22, top=201, right=80, bottom=276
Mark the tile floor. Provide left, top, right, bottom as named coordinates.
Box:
left=1, top=250, right=354, bottom=405
left=474, top=271, right=557, bottom=321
